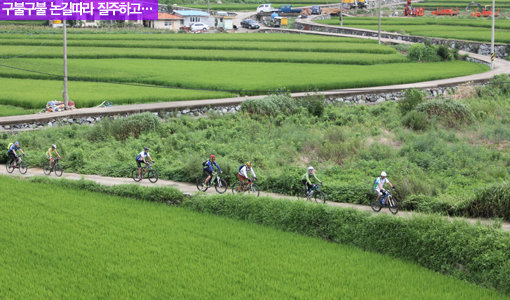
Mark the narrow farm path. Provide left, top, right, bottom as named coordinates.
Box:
left=2, top=165, right=509, bottom=231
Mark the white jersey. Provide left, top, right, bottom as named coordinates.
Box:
left=374, top=177, right=389, bottom=190
left=136, top=151, right=149, bottom=160
left=239, top=165, right=256, bottom=178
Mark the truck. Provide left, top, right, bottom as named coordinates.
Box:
left=278, top=5, right=302, bottom=13
left=256, top=4, right=275, bottom=13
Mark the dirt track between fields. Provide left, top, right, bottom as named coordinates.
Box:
left=2, top=165, right=509, bottom=232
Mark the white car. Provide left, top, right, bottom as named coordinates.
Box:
left=256, top=4, right=274, bottom=13
left=190, top=23, right=208, bottom=32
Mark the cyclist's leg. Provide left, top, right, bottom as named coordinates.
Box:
left=375, top=189, right=382, bottom=203
left=137, top=160, right=142, bottom=177
left=237, top=173, right=246, bottom=191
left=8, top=151, right=15, bottom=165
left=204, top=170, right=213, bottom=185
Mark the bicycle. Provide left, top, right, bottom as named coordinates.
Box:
left=371, top=188, right=398, bottom=214
left=132, top=162, right=158, bottom=183
left=303, top=183, right=326, bottom=204
left=196, top=172, right=228, bottom=194
left=6, top=154, right=28, bottom=174
left=231, top=178, right=260, bottom=197
left=43, top=157, right=63, bottom=177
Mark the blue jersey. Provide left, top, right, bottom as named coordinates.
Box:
left=8, top=144, right=20, bottom=153
left=136, top=151, right=149, bottom=161
left=203, top=160, right=222, bottom=173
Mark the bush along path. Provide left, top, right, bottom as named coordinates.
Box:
left=2, top=167, right=509, bottom=232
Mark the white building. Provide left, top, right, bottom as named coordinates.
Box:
left=147, top=12, right=184, bottom=31
left=173, top=10, right=212, bottom=27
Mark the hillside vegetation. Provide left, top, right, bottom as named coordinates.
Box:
left=2, top=76, right=509, bottom=219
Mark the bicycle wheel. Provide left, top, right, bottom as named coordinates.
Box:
left=314, top=191, right=326, bottom=204
left=249, top=184, right=260, bottom=197
left=132, top=168, right=141, bottom=182
left=6, top=163, right=14, bottom=173
left=196, top=176, right=209, bottom=192
left=231, top=182, right=243, bottom=194
left=388, top=195, right=399, bottom=214
left=147, top=169, right=158, bottom=183
left=19, top=161, right=28, bottom=174
left=54, top=164, right=63, bottom=177
left=371, top=198, right=382, bottom=212
left=43, top=165, right=52, bottom=175
left=215, top=178, right=228, bottom=194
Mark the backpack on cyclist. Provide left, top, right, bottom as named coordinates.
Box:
left=238, top=165, right=246, bottom=173
left=7, top=142, right=13, bottom=151
left=202, top=160, right=209, bottom=168
left=373, top=177, right=379, bottom=190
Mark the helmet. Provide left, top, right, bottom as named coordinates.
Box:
left=381, top=171, right=387, bottom=177
left=144, top=147, right=149, bottom=151
left=210, top=154, right=216, bottom=159
left=14, top=141, right=19, bottom=146
left=308, top=166, right=314, bottom=171
left=246, top=161, right=252, bottom=168
left=52, top=144, right=56, bottom=149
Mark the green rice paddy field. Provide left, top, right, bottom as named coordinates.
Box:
left=0, top=176, right=507, bottom=299
left=0, top=32, right=488, bottom=113
left=317, top=17, right=510, bottom=43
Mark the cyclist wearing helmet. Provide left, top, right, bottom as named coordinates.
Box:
left=136, top=147, right=153, bottom=179
left=374, top=171, right=394, bottom=205
left=7, top=141, right=25, bottom=167
left=302, top=166, right=321, bottom=196
left=203, top=154, right=222, bottom=186
left=238, top=161, right=257, bottom=182
left=47, top=144, right=61, bottom=168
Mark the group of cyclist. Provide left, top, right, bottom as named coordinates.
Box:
left=7, top=141, right=61, bottom=169
left=7, top=143, right=394, bottom=202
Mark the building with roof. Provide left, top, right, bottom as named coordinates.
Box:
left=146, top=12, right=184, bottom=31
left=173, top=10, right=212, bottom=27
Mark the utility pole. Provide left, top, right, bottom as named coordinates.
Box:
left=490, top=0, right=495, bottom=70
left=207, top=0, right=210, bottom=14
left=63, top=19, right=69, bottom=109
left=378, top=0, right=381, bottom=44
left=339, top=3, right=343, bottom=27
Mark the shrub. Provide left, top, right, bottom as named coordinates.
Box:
left=298, top=95, right=325, bottom=117
left=408, top=43, right=440, bottom=62
left=416, top=99, right=474, bottom=127
left=477, top=74, right=510, bottom=98
left=402, top=110, right=428, bottom=130
left=399, top=88, right=425, bottom=115
left=184, top=194, right=510, bottom=294
left=436, top=44, right=453, bottom=61
left=241, top=94, right=302, bottom=117
left=93, top=112, right=162, bottom=141
left=468, top=182, right=510, bottom=221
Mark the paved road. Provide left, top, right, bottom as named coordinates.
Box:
left=2, top=165, right=508, bottom=231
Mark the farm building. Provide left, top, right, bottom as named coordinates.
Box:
left=173, top=10, right=213, bottom=27
left=214, top=14, right=233, bottom=31
left=146, top=13, right=184, bottom=31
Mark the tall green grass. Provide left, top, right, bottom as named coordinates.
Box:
left=0, top=176, right=508, bottom=298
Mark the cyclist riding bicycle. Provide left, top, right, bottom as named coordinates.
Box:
left=47, top=144, right=61, bottom=168
left=136, top=147, right=153, bottom=179
left=203, top=154, right=222, bottom=187
left=302, top=166, right=321, bottom=196
left=374, top=171, right=394, bottom=205
left=7, top=141, right=25, bottom=167
left=236, top=161, right=257, bottom=191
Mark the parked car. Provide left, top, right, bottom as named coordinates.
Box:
left=278, top=4, right=302, bottom=13
left=190, top=23, right=208, bottom=32
left=240, top=19, right=260, bottom=29
left=256, top=3, right=274, bottom=12
left=311, top=5, right=322, bottom=14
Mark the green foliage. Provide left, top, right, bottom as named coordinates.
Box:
left=477, top=74, right=510, bottom=98
left=92, top=112, right=162, bottom=141
left=399, top=88, right=425, bottom=114
left=416, top=99, right=475, bottom=127
left=408, top=43, right=441, bottom=62
left=468, top=182, right=510, bottom=221
left=2, top=176, right=505, bottom=299
left=185, top=194, right=510, bottom=294
left=402, top=110, right=429, bottom=130
left=241, top=94, right=303, bottom=117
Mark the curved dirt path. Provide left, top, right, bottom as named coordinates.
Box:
left=2, top=165, right=509, bottom=231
